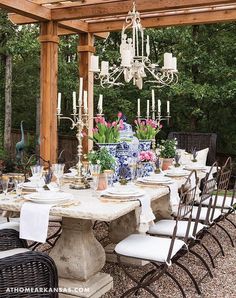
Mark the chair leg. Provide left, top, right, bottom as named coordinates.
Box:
left=188, top=249, right=213, bottom=278
left=199, top=242, right=216, bottom=268
left=205, top=229, right=225, bottom=256
left=175, top=261, right=201, bottom=295
left=215, top=222, right=234, bottom=247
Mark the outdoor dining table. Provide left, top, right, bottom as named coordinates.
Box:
left=0, top=168, right=211, bottom=298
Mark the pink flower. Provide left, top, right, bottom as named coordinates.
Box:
left=107, top=122, right=112, bottom=128
left=112, top=121, right=117, bottom=127
left=92, top=128, right=98, bottom=133
left=118, top=112, right=122, bottom=118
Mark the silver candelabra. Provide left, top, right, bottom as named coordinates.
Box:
left=57, top=103, right=90, bottom=190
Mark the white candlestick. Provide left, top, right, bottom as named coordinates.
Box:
left=72, top=91, right=76, bottom=112
left=163, top=53, right=173, bottom=69
left=57, top=92, right=61, bottom=113
left=167, top=100, right=170, bottom=113
left=98, top=94, right=103, bottom=114
left=78, top=77, right=83, bottom=105
left=151, top=89, right=155, bottom=110
left=90, top=55, right=99, bottom=72
left=121, top=49, right=132, bottom=67
left=84, top=90, right=88, bottom=113
left=147, top=100, right=150, bottom=118
left=158, top=99, right=161, bottom=113
left=101, top=61, right=109, bottom=76
left=172, top=57, right=177, bottom=71
left=137, top=98, right=140, bottom=117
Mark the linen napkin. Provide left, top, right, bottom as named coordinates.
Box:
left=20, top=202, right=53, bottom=243
left=136, top=195, right=155, bottom=234
left=168, top=181, right=181, bottom=209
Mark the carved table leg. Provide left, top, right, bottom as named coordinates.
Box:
left=50, top=217, right=113, bottom=298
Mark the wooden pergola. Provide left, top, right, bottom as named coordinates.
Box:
left=1, top=0, right=236, bottom=163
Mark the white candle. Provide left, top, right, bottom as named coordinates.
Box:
left=78, top=77, right=83, bottom=105
left=167, top=100, right=170, bottom=113
left=90, top=55, right=99, bottom=72
left=147, top=100, right=150, bottom=118
left=101, top=61, right=109, bottom=76
left=98, top=94, right=103, bottom=114
left=151, top=89, right=155, bottom=110
left=84, top=90, right=88, bottom=113
left=158, top=99, right=161, bottom=113
left=137, top=98, right=140, bottom=117
left=72, top=91, right=76, bottom=112
left=163, top=53, right=173, bottom=69
left=57, top=92, right=61, bottom=113
left=146, top=35, right=150, bottom=57
left=121, top=49, right=132, bottom=67
left=172, top=57, right=177, bottom=72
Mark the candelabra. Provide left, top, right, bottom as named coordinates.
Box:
left=155, top=110, right=171, bottom=125
left=57, top=104, right=90, bottom=190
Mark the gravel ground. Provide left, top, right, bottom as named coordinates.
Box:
left=37, top=215, right=236, bottom=298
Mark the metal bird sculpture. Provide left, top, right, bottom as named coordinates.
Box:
left=16, top=121, right=25, bottom=162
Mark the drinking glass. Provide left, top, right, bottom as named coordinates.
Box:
left=30, top=165, right=44, bottom=179
left=13, top=175, right=25, bottom=198
left=104, top=170, right=114, bottom=188
left=89, top=164, right=101, bottom=197
left=52, top=163, right=65, bottom=191
left=128, top=157, right=138, bottom=183
left=1, top=175, right=9, bottom=200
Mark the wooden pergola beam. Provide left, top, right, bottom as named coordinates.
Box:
left=88, top=8, right=236, bottom=32
left=0, top=0, right=51, bottom=21
left=50, top=0, right=236, bottom=21
left=8, top=14, right=108, bottom=38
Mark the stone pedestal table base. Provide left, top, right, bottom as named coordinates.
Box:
left=50, top=217, right=113, bottom=298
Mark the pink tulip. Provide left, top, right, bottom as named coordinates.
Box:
left=118, top=112, right=123, bottom=118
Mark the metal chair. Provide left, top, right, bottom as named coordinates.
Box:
left=0, top=249, right=58, bottom=297
left=114, top=176, right=198, bottom=298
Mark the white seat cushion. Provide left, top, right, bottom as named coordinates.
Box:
left=182, top=206, right=222, bottom=222
left=0, top=248, right=29, bottom=259
left=202, top=195, right=235, bottom=209
left=149, top=220, right=205, bottom=239
left=0, top=222, right=20, bottom=232
left=115, top=234, right=185, bottom=263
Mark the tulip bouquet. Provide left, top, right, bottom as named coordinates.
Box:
left=138, top=150, right=156, bottom=162
left=91, top=112, right=124, bottom=144
left=135, top=119, right=162, bottom=140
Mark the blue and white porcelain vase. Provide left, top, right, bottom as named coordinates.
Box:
left=138, top=140, right=152, bottom=152
left=139, top=162, right=154, bottom=177
left=97, top=143, right=119, bottom=157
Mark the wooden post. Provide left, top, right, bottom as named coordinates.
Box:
left=77, top=33, right=95, bottom=154
left=39, top=21, right=59, bottom=163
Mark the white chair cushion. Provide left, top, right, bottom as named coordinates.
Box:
left=149, top=220, right=205, bottom=239
left=179, top=148, right=209, bottom=166
left=0, top=222, right=20, bottom=232
left=0, top=248, right=29, bottom=259
left=115, top=234, right=185, bottom=263
left=202, top=195, right=235, bottom=209
left=182, top=206, right=222, bottom=222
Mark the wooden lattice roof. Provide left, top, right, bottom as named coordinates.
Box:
left=1, top=0, right=236, bottom=35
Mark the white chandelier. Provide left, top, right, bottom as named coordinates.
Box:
left=90, top=1, right=178, bottom=89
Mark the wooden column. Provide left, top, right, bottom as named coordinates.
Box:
left=77, top=33, right=95, bottom=153
left=39, top=21, right=59, bottom=163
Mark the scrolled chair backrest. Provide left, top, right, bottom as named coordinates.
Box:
left=166, top=170, right=197, bottom=264
left=212, top=157, right=232, bottom=215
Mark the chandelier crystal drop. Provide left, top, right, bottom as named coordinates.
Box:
left=90, top=1, right=178, bottom=89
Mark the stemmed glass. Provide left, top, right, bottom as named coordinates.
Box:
left=13, top=175, right=25, bottom=198
left=1, top=175, right=9, bottom=200
left=30, top=165, right=44, bottom=179
left=89, top=164, right=101, bottom=197
left=104, top=170, right=114, bottom=189
left=128, top=157, right=138, bottom=184
left=52, top=163, right=65, bottom=191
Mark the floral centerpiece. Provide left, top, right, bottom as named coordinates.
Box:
left=158, top=138, right=177, bottom=170
left=135, top=119, right=162, bottom=152
left=90, top=112, right=124, bottom=156
left=138, top=150, right=156, bottom=177
left=87, top=147, right=116, bottom=190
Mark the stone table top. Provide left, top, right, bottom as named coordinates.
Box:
left=0, top=184, right=170, bottom=222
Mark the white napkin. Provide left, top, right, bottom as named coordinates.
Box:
left=20, top=202, right=53, bottom=243
left=168, top=181, right=181, bottom=209
left=136, top=195, right=155, bottom=234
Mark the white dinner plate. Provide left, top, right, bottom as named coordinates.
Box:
left=22, top=182, right=37, bottom=189
left=184, top=165, right=207, bottom=171
left=138, top=178, right=174, bottom=185
left=143, top=176, right=172, bottom=182
left=63, top=173, right=77, bottom=179
left=24, top=191, right=71, bottom=204
left=165, top=170, right=189, bottom=177
left=103, top=189, right=145, bottom=198
left=107, top=187, right=140, bottom=196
